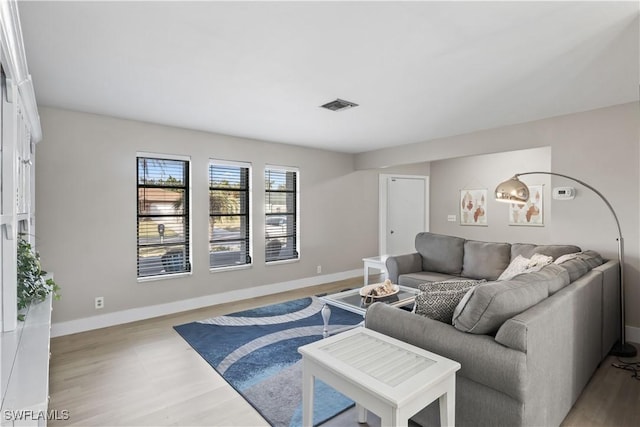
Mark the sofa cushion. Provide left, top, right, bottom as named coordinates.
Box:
left=512, top=263, right=570, bottom=294
left=414, top=280, right=485, bottom=323
left=461, top=240, right=511, bottom=280
left=398, top=271, right=460, bottom=288
left=579, top=250, right=605, bottom=268
left=415, top=232, right=465, bottom=275
left=454, top=264, right=570, bottom=333
left=453, top=279, right=548, bottom=334
left=511, top=243, right=581, bottom=261
left=452, top=264, right=568, bottom=334
left=555, top=257, right=590, bottom=283
left=554, top=250, right=604, bottom=283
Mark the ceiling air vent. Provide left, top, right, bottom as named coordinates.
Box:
left=320, top=98, right=359, bottom=111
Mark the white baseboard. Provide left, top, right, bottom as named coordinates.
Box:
left=626, top=325, right=640, bottom=344
left=51, top=269, right=361, bottom=337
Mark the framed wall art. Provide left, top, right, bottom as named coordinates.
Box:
left=509, top=184, right=544, bottom=226
left=460, top=189, right=487, bottom=226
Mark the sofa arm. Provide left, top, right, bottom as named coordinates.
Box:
left=495, top=319, right=528, bottom=353
left=385, top=252, right=422, bottom=283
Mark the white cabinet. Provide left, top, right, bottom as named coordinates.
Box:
left=1, top=295, right=52, bottom=426
left=0, top=3, right=48, bottom=424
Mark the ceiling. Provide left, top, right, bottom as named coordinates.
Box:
left=18, top=1, right=639, bottom=154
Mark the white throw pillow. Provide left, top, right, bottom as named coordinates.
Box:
left=529, top=253, right=553, bottom=267
left=498, top=253, right=554, bottom=281
left=498, top=255, right=531, bottom=281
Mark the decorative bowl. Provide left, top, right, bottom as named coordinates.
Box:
left=359, top=283, right=400, bottom=299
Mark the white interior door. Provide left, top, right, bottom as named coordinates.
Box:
left=381, top=175, right=428, bottom=255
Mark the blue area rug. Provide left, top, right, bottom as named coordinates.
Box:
left=173, top=297, right=363, bottom=427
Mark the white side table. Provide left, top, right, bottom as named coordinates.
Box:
left=299, top=327, right=460, bottom=427
left=363, top=255, right=389, bottom=285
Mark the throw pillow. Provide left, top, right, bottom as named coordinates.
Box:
left=529, top=253, right=553, bottom=267
left=498, top=253, right=553, bottom=281
left=415, top=280, right=485, bottom=323
left=497, top=255, right=530, bottom=281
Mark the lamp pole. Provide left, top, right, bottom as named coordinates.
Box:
left=512, top=172, right=636, bottom=357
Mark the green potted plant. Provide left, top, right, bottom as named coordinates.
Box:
left=17, top=234, right=60, bottom=321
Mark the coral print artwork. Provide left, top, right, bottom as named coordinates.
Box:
left=509, top=184, right=544, bottom=226
left=460, top=189, right=488, bottom=226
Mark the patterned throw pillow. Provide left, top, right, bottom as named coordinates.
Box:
left=415, top=280, right=485, bottom=323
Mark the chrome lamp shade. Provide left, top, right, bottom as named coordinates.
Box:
left=495, top=176, right=530, bottom=204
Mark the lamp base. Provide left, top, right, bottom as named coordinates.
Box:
left=610, top=341, right=637, bottom=358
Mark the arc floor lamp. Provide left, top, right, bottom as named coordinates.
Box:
left=495, top=171, right=637, bottom=357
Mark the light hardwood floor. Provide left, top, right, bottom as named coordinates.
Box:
left=49, top=276, right=639, bottom=426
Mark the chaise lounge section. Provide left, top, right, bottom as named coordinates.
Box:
left=365, top=232, right=620, bottom=427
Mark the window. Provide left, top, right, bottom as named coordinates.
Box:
left=265, top=167, right=299, bottom=262
left=209, top=160, right=251, bottom=269
left=137, top=155, right=191, bottom=278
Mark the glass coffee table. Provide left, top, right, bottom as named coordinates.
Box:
left=319, top=285, right=419, bottom=337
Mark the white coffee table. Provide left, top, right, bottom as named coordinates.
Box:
left=298, top=327, right=460, bottom=427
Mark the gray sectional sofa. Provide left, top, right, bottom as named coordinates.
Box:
left=365, top=232, right=620, bottom=427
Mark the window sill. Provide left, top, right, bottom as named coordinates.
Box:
left=210, top=264, right=253, bottom=274
left=137, top=272, right=192, bottom=283
left=266, top=258, right=300, bottom=267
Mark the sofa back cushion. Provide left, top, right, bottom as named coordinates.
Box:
left=555, top=257, right=590, bottom=283
left=579, top=250, right=605, bottom=268
left=511, top=243, right=581, bottom=261
left=453, top=264, right=568, bottom=334
left=415, top=232, right=465, bottom=275
left=554, top=250, right=605, bottom=283
left=514, top=263, right=570, bottom=294
left=462, top=240, right=511, bottom=280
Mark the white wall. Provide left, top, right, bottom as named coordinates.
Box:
left=36, top=103, right=640, bottom=335
left=356, top=103, right=640, bottom=330
left=430, top=147, right=552, bottom=243
left=35, top=107, right=380, bottom=327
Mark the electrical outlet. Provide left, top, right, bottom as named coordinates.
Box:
left=95, top=297, right=104, bottom=310
left=317, top=265, right=322, bottom=274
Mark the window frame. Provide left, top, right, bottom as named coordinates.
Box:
left=208, top=159, right=253, bottom=271
left=136, top=152, right=192, bottom=281
left=264, top=165, right=300, bottom=264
